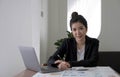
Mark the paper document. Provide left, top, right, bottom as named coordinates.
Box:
left=32, top=71, right=64, bottom=77
left=32, top=67, right=120, bottom=77
left=96, top=67, right=120, bottom=77
left=61, top=70, right=96, bottom=77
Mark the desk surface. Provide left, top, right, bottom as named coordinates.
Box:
left=15, top=69, right=36, bottom=77
left=15, top=66, right=120, bottom=77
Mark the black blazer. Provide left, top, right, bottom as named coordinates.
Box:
left=47, top=36, right=99, bottom=67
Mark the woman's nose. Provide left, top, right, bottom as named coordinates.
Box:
left=76, top=30, right=81, bottom=35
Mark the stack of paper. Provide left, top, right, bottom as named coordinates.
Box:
left=32, top=67, right=120, bottom=77
left=32, top=71, right=64, bottom=77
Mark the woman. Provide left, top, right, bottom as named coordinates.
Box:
left=47, top=12, right=99, bottom=70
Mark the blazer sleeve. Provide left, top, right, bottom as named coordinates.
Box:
left=47, top=39, right=67, bottom=67
left=69, top=39, right=99, bottom=67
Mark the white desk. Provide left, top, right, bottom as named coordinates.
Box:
left=15, top=66, right=120, bottom=77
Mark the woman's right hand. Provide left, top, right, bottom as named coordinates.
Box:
left=55, top=60, right=70, bottom=70
left=54, top=60, right=63, bottom=64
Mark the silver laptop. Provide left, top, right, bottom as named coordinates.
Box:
left=19, top=46, right=60, bottom=73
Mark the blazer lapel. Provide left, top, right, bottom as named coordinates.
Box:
left=72, top=38, right=77, bottom=61
left=84, top=36, right=89, bottom=59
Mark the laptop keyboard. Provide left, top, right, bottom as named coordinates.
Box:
left=41, top=66, right=61, bottom=73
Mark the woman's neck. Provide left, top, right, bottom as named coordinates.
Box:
left=76, top=38, right=85, bottom=49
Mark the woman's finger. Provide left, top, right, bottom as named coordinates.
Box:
left=54, top=60, right=63, bottom=64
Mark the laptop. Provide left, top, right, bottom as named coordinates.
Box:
left=19, top=46, right=60, bottom=73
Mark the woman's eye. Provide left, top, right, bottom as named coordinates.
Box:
left=79, top=27, right=83, bottom=30
left=73, top=28, right=76, bottom=31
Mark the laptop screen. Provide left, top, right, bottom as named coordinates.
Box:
left=19, top=46, right=41, bottom=72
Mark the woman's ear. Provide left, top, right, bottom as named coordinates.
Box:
left=71, top=31, right=74, bottom=37
left=85, top=28, right=88, bottom=34
left=71, top=31, right=73, bottom=34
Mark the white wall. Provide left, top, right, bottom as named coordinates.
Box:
left=31, top=0, right=41, bottom=61
left=40, top=0, right=48, bottom=64
left=99, top=0, right=120, bottom=51
left=0, top=0, right=42, bottom=77
left=47, top=0, right=67, bottom=59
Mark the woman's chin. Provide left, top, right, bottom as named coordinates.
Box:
left=76, top=37, right=82, bottom=41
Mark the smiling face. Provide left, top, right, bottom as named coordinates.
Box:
left=71, top=22, right=87, bottom=41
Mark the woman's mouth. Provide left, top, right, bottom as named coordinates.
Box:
left=76, top=35, right=83, bottom=39
left=77, top=35, right=82, bottom=38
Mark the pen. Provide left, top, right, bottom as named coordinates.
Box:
left=57, top=55, right=63, bottom=60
